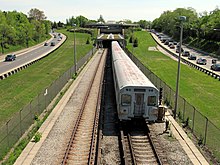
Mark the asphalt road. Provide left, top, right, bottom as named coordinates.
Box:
left=153, top=32, right=220, bottom=74
left=0, top=33, right=64, bottom=76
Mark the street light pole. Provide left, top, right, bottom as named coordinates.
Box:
left=72, top=24, right=77, bottom=75
left=174, top=16, right=186, bottom=119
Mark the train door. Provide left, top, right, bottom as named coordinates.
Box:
left=134, top=93, right=144, bottom=116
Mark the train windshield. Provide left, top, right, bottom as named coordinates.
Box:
left=121, top=94, right=131, bottom=105
left=147, top=96, right=157, bottom=106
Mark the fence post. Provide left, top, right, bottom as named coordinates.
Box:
left=170, top=87, right=172, bottom=107
left=204, top=117, right=208, bottom=145
left=20, top=110, right=22, bottom=136
left=30, top=100, right=33, bottom=119
left=38, top=94, right=40, bottom=115
left=6, top=120, right=10, bottom=148
left=192, top=107, right=196, bottom=133
left=183, top=98, right=186, bottom=121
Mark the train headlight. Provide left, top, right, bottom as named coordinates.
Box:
left=121, top=109, right=127, bottom=114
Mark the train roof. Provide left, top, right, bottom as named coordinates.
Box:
left=112, top=41, right=157, bottom=90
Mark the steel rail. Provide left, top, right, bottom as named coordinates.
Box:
left=88, top=49, right=107, bottom=164
left=61, top=49, right=105, bottom=165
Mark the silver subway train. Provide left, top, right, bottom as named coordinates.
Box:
left=111, top=41, right=159, bottom=121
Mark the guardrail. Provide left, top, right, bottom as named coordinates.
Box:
left=150, top=33, right=220, bottom=81
left=0, top=34, right=66, bottom=80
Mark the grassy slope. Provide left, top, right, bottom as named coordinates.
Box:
left=127, top=31, right=220, bottom=127
left=0, top=29, right=92, bottom=126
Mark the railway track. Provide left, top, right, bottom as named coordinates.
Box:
left=120, top=120, right=169, bottom=165
left=61, top=49, right=107, bottom=164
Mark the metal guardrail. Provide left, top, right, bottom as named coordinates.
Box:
left=150, top=33, right=220, bottom=81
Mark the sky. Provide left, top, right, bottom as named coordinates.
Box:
left=0, top=0, right=219, bottom=23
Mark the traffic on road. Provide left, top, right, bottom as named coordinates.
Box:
left=0, top=32, right=64, bottom=78
left=152, top=31, right=220, bottom=73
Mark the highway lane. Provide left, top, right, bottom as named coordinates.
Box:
left=0, top=33, right=64, bottom=76
left=152, top=32, right=220, bottom=74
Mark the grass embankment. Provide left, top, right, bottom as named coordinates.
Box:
left=0, top=29, right=93, bottom=126
left=127, top=31, right=220, bottom=127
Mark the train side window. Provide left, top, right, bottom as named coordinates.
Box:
left=147, top=96, right=156, bottom=106
left=121, top=94, right=131, bottom=105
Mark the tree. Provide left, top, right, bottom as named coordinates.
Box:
left=75, top=15, right=88, bottom=27
left=97, top=15, right=105, bottom=23
left=138, top=20, right=151, bottom=29
left=133, top=38, right=138, bottom=47
left=28, top=8, right=47, bottom=21
left=0, top=24, right=15, bottom=53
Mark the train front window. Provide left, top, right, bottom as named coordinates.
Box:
left=121, top=94, right=131, bottom=105
left=148, top=96, right=156, bottom=106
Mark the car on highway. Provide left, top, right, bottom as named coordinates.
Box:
left=176, top=47, right=184, bottom=53
left=188, top=54, right=197, bottom=60
left=164, top=40, right=169, bottom=45
left=212, top=59, right=217, bottom=64
left=196, top=58, right=207, bottom=65
left=5, top=54, right=16, bottom=61
left=210, top=63, right=220, bottom=71
left=44, top=42, right=49, bottom=46
left=169, top=43, right=175, bottom=49
left=182, top=51, right=190, bottom=57
left=50, top=42, right=55, bottom=46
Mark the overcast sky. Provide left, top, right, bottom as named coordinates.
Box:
left=0, top=0, right=219, bottom=22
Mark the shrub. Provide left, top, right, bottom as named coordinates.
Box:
left=34, top=132, right=42, bottom=143
left=86, top=37, right=90, bottom=44
left=133, top=38, right=138, bottom=47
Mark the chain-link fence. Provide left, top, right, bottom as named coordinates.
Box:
left=126, top=49, right=220, bottom=162
left=0, top=47, right=96, bottom=159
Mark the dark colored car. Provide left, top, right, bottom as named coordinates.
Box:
left=188, top=54, right=197, bottom=60
left=211, top=63, right=220, bottom=71
left=212, top=59, right=217, bottom=64
left=5, top=54, right=16, bottom=61
left=196, top=58, right=207, bottom=65
left=50, top=42, right=55, bottom=46
left=176, top=47, right=184, bottom=53
left=182, top=51, right=190, bottom=57
left=164, top=40, right=169, bottom=45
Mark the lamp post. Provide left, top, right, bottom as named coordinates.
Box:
left=72, top=24, right=77, bottom=75
left=174, top=16, right=186, bottom=119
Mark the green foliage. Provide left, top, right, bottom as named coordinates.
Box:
left=97, top=15, right=105, bottom=23
left=34, top=132, right=42, bottom=143
left=66, top=15, right=89, bottom=27
left=133, top=38, right=138, bottom=47
left=0, top=9, right=51, bottom=54
left=86, top=37, right=90, bottom=44
left=1, top=116, right=44, bottom=164
left=129, top=36, right=133, bottom=43
left=136, top=20, right=151, bottom=29
left=152, top=7, right=220, bottom=57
